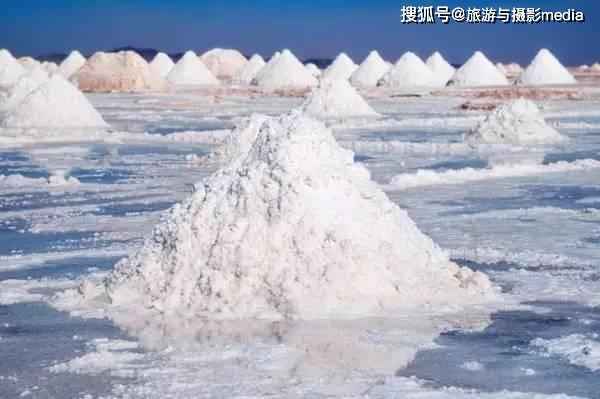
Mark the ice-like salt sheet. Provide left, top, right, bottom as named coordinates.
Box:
left=532, top=334, right=600, bottom=371
left=0, top=172, right=80, bottom=188
left=0, top=278, right=77, bottom=305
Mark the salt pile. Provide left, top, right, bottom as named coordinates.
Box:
left=426, top=52, right=455, bottom=86
left=0, top=70, right=48, bottom=113
left=166, top=51, right=219, bottom=86
left=1, top=74, right=108, bottom=129
left=42, top=61, right=59, bottom=74
left=464, top=98, right=566, bottom=145
left=448, top=51, right=509, bottom=87
left=378, top=52, right=437, bottom=88
left=99, top=110, right=493, bottom=321
left=517, top=49, right=576, bottom=85
left=232, top=54, right=266, bottom=84
left=305, top=63, right=321, bottom=77
left=200, top=49, right=248, bottom=80
left=350, top=50, right=390, bottom=87
left=149, top=52, right=175, bottom=78
left=58, top=50, right=86, bottom=79
left=18, top=57, right=40, bottom=71
left=592, top=63, right=600, bottom=72
left=0, top=49, right=26, bottom=87
left=251, top=49, right=317, bottom=89
left=320, top=52, right=358, bottom=81
left=301, top=79, right=379, bottom=119
left=74, top=51, right=167, bottom=92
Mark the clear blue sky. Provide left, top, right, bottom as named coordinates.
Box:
left=0, top=0, right=596, bottom=65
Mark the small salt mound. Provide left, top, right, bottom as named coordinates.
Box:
left=0, top=70, right=48, bottom=112
left=350, top=50, right=390, bottom=87
left=232, top=54, right=266, bottom=84
left=592, top=63, right=600, bottom=72
left=0, top=49, right=26, bottom=87
left=251, top=49, right=318, bottom=89
left=517, top=49, right=576, bottom=86
left=448, top=51, right=509, bottom=87
left=301, top=79, right=379, bottom=119
left=378, top=52, right=437, bottom=88
left=58, top=51, right=86, bottom=79
left=464, top=98, right=565, bottom=145
left=200, top=49, right=248, bottom=80
left=74, top=51, right=167, bottom=92
left=252, top=52, right=281, bottom=82
left=167, top=51, right=219, bottom=86
left=305, top=63, right=321, bottom=77
left=1, top=74, right=108, bottom=129
left=149, top=53, right=175, bottom=78
left=42, top=62, right=59, bottom=74
left=321, top=53, right=358, bottom=81
left=18, top=57, right=40, bottom=71
left=103, top=111, right=493, bottom=320
left=426, top=52, right=455, bottom=86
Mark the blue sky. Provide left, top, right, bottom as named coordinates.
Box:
left=0, top=0, right=596, bottom=64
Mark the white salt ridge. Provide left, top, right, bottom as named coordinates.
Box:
left=532, top=334, right=600, bottom=371
left=448, top=51, right=509, bottom=87
left=232, top=54, right=266, bottom=84
left=252, top=49, right=317, bottom=89
left=58, top=50, right=86, bottom=79
left=251, top=52, right=281, bottom=83
left=305, top=63, right=321, bottom=77
left=0, top=71, right=48, bottom=112
left=301, top=79, right=379, bottom=119
left=18, top=57, right=40, bottom=71
left=0, top=49, right=26, bottom=87
left=465, top=99, right=566, bottom=145
left=517, top=49, right=576, bottom=85
left=321, top=52, right=358, bottom=81
left=350, top=50, right=390, bottom=87
left=200, top=48, right=248, bottom=80
left=167, top=51, right=219, bottom=86
left=42, top=61, right=59, bottom=74
left=426, top=51, right=455, bottom=86
left=149, top=52, right=174, bottom=78
left=379, top=52, right=437, bottom=88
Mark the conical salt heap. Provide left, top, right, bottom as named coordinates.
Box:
left=200, top=48, right=248, bottom=80
left=426, top=52, right=455, bottom=86
left=102, top=111, right=493, bottom=320
left=378, top=52, right=437, bottom=88
left=251, top=49, right=318, bottom=90
left=232, top=54, right=266, bottom=84
left=305, top=63, right=321, bottom=77
left=517, top=49, right=576, bottom=86
left=149, top=52, right=175, bottom=78
left=465, top=98, right=565, bottom=145
left=74, top=51, right=166, bottom=92
left=350, top=50, right=390, bottom=87
left=321, top=52, right=358, bottom=81
left=166, top=51, right=219, bottom=86
left=301, top=79, right=379, bottom=119
left=0, top=49, right=26, bottom=87
left=0, top=73, right=47, bottom=113
left=448, top=51, right=508, bottom=87
left=58, top=50, right=86, bottom=79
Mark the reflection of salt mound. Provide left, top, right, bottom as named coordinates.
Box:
left=0, top=70, right=48, bottom=112
left=321, top=53, right=358, bottom=81
left=301, top=79, right=379, bottom=119
left=74, top=51, right=167, bottom=92
left=0, top=49, right=26, bottom=87
left=379, top=52, right=437, bottom=88
left=232, top=54, right=266, bottom=84
left=166, top=51, right=219, bottom=86
left=517, top=49, right=576, bottom=86
left=305, top=63, right=321, bottom=77
left=58, top=51, right=86, bottom=79
left=1, top=75, right=108, bottom=129
left=200, top=49, right=248, bottom=80
left=448, top=51, right=508, bottom=87
left=465, top=99, right=566, bottom=145
left=426, top=51, right=455, bottom=86
left=149, top=52, right=174, bottom=78
left=252, top=49, right=317, bottom=89
left=350, top=50, right=390, bottom=87
left=104, top=111, right=492, bottom=320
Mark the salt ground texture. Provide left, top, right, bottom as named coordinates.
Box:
left=57, top=50, right=86, bottom=79
left=251, top=49, right=318, bottom=89
left=426, top=51, right=456, bottom=86
left=379, top=52, right=437, bottom=88
left=350, top=50, right=390, bottom=87
left=301, top=78, right=380, bottom=119
left=232, top=54, right=266, bottom=84
left=448, top=51, right=509, bottom=87
left=532, top=334, right=600, bottom=371
left=200, top=48, right=248, bottom=80
left=148, top=52, right=174, bottom=78
left=305, top=62, right=321, bottom=77
left=18, top=57, right=40, bottom=71
left=320, top=52, right=358, bottom=81
left=166, top=50, right=219, bottom=86
left=0, top=49, right=26, bottom=87
left=517, top=49, right=577, bottom=86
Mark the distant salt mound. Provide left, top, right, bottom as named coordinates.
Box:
left=350, top=50, right=390, bottom=87
left=305, top=63, right=321, bottom=77
left=465, top=99, right=565, bottom=145
left=301, top=79, right=379, bottom=119
left=251, top=49, right=317, bottom=90
left=321, top=53, right=358, bottom=81
left=149, top=52, right=175, bottom=78
left=58, top=51, right=86, bottom=79
left=18, top=57, right=40, bottom=71
left=517, top=49, right=576, bottom=86
left=379, top=52, right=437, bottom=88
left=232, top=54, right=266, bottom=84
left=1, top=75, right=108, bottom=129
left=0, top=49, right=26, bottom=87
left=592, top=63, right=600, bottom=72
left=74, top=51, right=167, bottom=92
left=42, top=62, right=59, bottom=74
left=426, top=52, right=455, bottom=86
left=497, top=62, right=523, bottom=77
left=448, top=51, right=509, bottom=87
left=102, top=111, right=493, bottom=320
left=167, top=51, right=219, bottom=86
left=200, top=49, right=248, bottom=80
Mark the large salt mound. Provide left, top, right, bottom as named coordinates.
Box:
left=465, top=98, right=565, bottom=145
left=321, top=52, right=358, bottom=81
left=42, top=61, right=59, bottom=74
left=426, top=52, right=455, bottom=86
left=517, top=49, right=576, bottom=86
left=350, top=50, right=390, bottom=87
left=378, top=52, right=437, bottom=88
left=166, top=51, right=219, bottom=86
left=232, top=54, right=266, bottom=84
left=251, top=49, right=317, bottom=89
left=74, top=51, right=167, bottom=92
left=0, top=70, right=48, bottom=113
left=149, top=52, right=174, bottom=78
left=301, top=79, right=379, bottom=119
left=18, top=57, right=40, bottom=71
left=1, top=75, right=108, bottom=129
left=200, top=48, right=248, bottom=80
left=448, top=51, right=508, bottom=87
left=58, top=51, right=86, bottom=79
left=0, top=49, right=26, bottom=87
left=305, top=63, right=321, bottom=77
left=103, top=111, right=493, bottom=320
